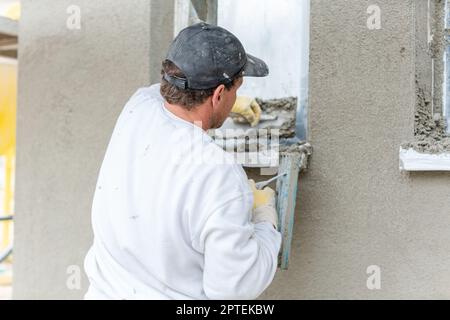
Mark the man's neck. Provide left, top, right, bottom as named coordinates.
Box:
left=163, top=101, right=210, bottom=131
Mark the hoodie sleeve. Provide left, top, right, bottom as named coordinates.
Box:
left=196, top=194, right=282, bottom=300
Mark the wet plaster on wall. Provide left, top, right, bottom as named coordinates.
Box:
left=228, top=97, right=298, bottom=138
left=255, top=97, right=297, bottom=138
left=13, top=0, right=174, bottom=299
left=402, top=0, right=449, bottom=153
left=401, top=85, right=450, bottom=153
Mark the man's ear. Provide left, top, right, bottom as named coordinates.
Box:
left=211, top=84, right=225, bottom=108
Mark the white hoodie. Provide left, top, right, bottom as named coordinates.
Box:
left=84, top=84, right=281, bottom=299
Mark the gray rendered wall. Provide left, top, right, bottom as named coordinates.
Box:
left=13, top=0, right=173, bottom=299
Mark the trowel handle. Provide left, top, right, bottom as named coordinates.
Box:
left=255, top=172, right=287, bottom=190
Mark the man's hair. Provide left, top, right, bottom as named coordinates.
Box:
left=160, top=59, right=242, bottom=110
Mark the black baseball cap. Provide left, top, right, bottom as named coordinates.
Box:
left=163, top=22, right=269, bottom=90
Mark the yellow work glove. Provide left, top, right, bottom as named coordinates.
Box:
left=248, top=179, right=278, bottom=229
left=231, top=96, right=262, bottom=127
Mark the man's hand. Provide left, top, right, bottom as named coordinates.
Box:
left=231, top=97, right=262, bottom=127
left=248, top=179, right=278, bottom=229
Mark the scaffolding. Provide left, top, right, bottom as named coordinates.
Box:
left=0, top=16, right=17, bottom=58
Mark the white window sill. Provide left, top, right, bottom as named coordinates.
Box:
left=399, top=147, right=450, bottom=171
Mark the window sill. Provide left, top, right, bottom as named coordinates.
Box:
left=399, top=147, right=450, bottom=171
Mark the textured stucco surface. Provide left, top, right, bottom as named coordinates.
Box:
left=13, top=0, right=450, bottom=300
left=13, top=0, right=173, bottom=299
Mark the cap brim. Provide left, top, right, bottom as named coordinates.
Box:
left=242, top=53, right=269, bottom=77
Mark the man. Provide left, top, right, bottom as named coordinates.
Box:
left=84, top=22, right=281, bottom=300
